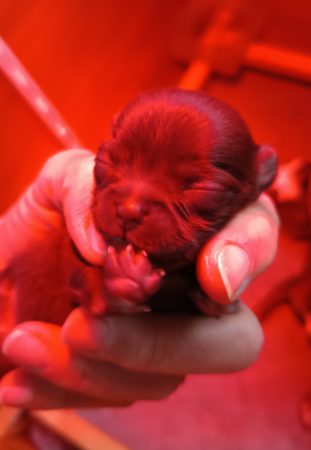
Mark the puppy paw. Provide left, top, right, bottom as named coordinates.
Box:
left=103, top=245, right=165, bottom=311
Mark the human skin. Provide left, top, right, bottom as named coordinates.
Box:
left=0, top=150, right=279, bottom=409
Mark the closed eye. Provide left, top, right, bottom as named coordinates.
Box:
left=99, top=170, right=121, bottom=188
left=180, top=177, right=205, bottom=192
left=182, top=181, right=210, bottom=193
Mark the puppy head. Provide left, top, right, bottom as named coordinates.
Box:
left=93, top=90, right=277, bottom=269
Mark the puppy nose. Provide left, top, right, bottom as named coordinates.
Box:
left=116, top=199, right=148, bottom=223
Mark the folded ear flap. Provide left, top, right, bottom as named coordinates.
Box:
left=256, top=144, right=278, bottom=191
left=307, top=168, right=311, bottom=221
left=94, top=141, right=109, bottom=186
left=111, top=112, right=121, bottom=138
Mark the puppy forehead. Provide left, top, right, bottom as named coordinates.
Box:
left=117, top=100, right=213, bottom=152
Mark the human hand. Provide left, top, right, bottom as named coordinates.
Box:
left=0, top=303, right=262, bottom=409
left=0, top=151, right=279, bottom=409
left=0, top=149, right=106, bottom=270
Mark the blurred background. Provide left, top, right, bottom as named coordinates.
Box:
left=0, top=0, right=311, bottom=449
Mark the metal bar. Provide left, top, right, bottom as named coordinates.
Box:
left=246, top=43, right=311, bottom=83
left=32, top=410, right=129, bottom=450
left=0, top=36, right=83, bottom=148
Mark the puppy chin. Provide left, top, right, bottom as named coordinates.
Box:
left=146, top=239, right=198, bottom=270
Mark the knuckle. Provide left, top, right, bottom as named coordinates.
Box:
left=135, top=331, right=166, bottom=372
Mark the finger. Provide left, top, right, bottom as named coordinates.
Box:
left=53, top=151, right=107, bottom=265
left=0, top=369, right=132, bottom=409
left=0, top=150, right=106, bottom=268
left=62, top=304, right=263, bottom=375
left=197, top=193, right=280, bottom=304
left=2, top=322, right=183, bottom=402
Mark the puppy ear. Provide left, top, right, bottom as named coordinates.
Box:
left=308, top=171, right=311, bottom=221
left=111, top=112, right=121, bottom=138
left=256, top=144, right=278, bottom=191
left=94, top=141, right=109, bottom=186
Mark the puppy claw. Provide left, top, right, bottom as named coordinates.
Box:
left=126, top=244, right=134, bottom=256
left=142, top=272, right=163, bottom=297
left=107, top=246, right=116, bottom=255
left=134, top=252, right=152, bottom=274
left=104, top=246, right=121, bottom=276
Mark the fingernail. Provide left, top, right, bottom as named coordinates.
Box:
left=2, top=329, right=50, bottom=369
left=217, top=245, right=251, bottom=300
left=88, top=223, right=106, bottom=257
left=0, top=386, right=33, bottom=407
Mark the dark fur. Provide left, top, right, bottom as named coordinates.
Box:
left=93, top=89, right=276, bottom=270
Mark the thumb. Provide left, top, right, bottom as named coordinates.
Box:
left=55, top=151, right=107, bottom=265
left=197, top=194, right=279, bottom=304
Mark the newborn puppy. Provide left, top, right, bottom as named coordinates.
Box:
left=2, top=89, right=277, bottom=326
left=87, top=89, right=277, bottom=315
